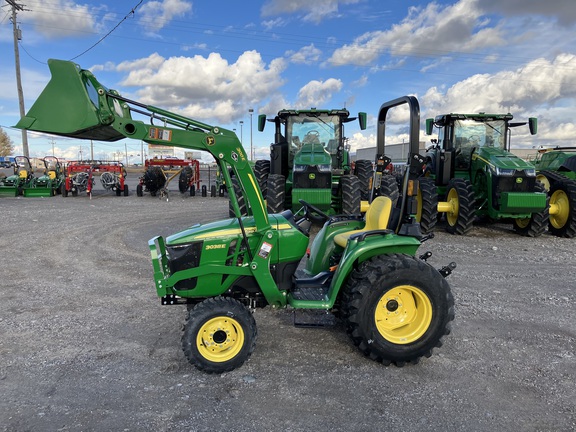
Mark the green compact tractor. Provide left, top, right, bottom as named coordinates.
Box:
left=23, top=156, right=64, bottom=197
left=420, top=113, right=553, bottom=236
left=17, top=59, right=456, bottom=373
left=255, top=108, right=367, bottom=216
left=530, top=147, right=576, bottom=237
left=0, top=156, right=35, bottom=197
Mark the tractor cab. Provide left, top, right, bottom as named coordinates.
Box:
left=257, top=108, right=367, bottom=214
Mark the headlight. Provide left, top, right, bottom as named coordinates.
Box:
left=317, top=164, right=332, bottom=173
left=293, top=164, right=306, bottom=172
left=495, top=167, right=516, bottom=176
left=524, top=168, right=536, bottom=177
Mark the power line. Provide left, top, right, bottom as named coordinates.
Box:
left=69, top=0, right=143, bottom=61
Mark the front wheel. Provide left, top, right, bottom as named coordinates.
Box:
left=182, top=297, right=257, bottom=374
left=339, top=174, right=361, bottom=215
left=266, top=174, right=286, bottom=213
left=341, top=254, right=454, bottom=366
left=512, top=181, right=548, bottom=237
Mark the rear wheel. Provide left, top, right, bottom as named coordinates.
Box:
left=179, top=166, right=193, bottom=193
left=123, top=185, right=129, bottom=197
left=444, top=178, right=475, bottom=235
left=512, top=181, right=548, bottom=237
left=182, top=297, right=257, bottom=374
left=136, top=184, right=143, bottom=197
left=254, top=160, right=270, bottom=198
left=354, top=159, right=373, bottom=201
left=341, top=254, right=454, bottom=366
left=379, top=175, right=400, bottom=205
left=548, top=179, right=576, bottom=238
left=416, top=178, right=438, bottom=234
left=340, top=174, right=361, bottom=215
left=228, top=176, right=247, bottom=217
left=266, top=174, right=286, bottom=213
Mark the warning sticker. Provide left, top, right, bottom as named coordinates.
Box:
left=149, top=127, right=172, bottom=142
left=258, top=242, right=273, bottom=259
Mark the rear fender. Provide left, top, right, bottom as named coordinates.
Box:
left=326, top=232, right=420, bottom=307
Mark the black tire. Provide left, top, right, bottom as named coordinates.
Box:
left=228, top=176, right=247, bottom=217
left=123, top=184, right=129, bottom=197
left=190, top=185, right=196, bottom=197
left=379, top=174, right=400, bottom=206
left=512, top=181, right=549, bottom=237
left=266, top=174, right=286, bottom=214
left=416, top=178, right=438, bottom=234
left=444, top=178, right=475, bottom=235
left=340, top=174, right=361, bottom=215
left=136, top=184, right=143, bottom=197
left=179, top=167, right=192, bottom=193
left=254, top=160, right=270, bottom=198
left=548, top=179, right=576, bottom=238
left=182, top=297, right=257, bottom=374
left=61, top=183, right=68, bottom=197
left=354, top=159, right=373, bottom=201
left=341, top=254, right=454, bottom=366
left=116, top=187, right=121, bottom=196
left=211, top=185, right=216, bottom=197
left=144, top=167, right=166, bottom=195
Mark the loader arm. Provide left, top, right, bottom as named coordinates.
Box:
left=15, top=59, right=269, bottom=231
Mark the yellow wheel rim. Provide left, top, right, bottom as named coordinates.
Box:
left=446, top=187, right=460, bottom=227
left=374, top=285, right=433, bottom=344
left=515, top=217, right=530, bottom=229
left=536, top=174, right=550, bottom=192
left=196, top=316, right=245, bottom=363
left=550, top=189, right=570, bottom=229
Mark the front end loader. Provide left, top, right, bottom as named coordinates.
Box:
left=17, top=59, right=456, bottom=373
left=23, top=156, right=64, bottom=197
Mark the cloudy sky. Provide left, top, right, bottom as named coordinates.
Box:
left=1, top=0, right=575, bottom=162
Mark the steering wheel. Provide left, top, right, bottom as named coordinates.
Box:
left=299, top=199, right=329, bottom=224
left=303, top=130, right=321, bottom=144
left=468, top=135, right=481, bottom=146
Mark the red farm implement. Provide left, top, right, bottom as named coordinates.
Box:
left=137, top=158, right=200, bottom=199
left=63, top=160, right=129, bottom=198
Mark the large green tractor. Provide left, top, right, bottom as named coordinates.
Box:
left=420, top=113, right=553, bottom=236
left=255, top=108, right=367, bottom=216
left=530, top=147, right=576, bottom=237
left=17, top=59, right=456, bottom=374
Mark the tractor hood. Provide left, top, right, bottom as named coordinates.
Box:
left=294, top=143, right=331, bottom=166
left=476, top=146, right=535, bottom=171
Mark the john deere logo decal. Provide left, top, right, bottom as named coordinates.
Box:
left=309, top=173, right=316, bottom=180
left=516, top=177, right=523, bottom=184
left=206, top=136, right=215, bottom=146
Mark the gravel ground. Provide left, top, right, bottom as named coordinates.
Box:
left=1, top=174, right=575, bottom=432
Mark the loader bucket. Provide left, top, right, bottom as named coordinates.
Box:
left=15, top=59, right=127, bottom=142
left=0, top=186, right=19, bottom=197
left=23, top=186, right=54, bottom=197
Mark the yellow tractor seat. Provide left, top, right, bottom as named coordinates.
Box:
left=334, top=196, right=393, bottom=248
left=19, top=170, right=28, bottom=179
left=48, top=170, right=57, bottom=180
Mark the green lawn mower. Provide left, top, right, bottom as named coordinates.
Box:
left=17, top=59, right=456, bottom=373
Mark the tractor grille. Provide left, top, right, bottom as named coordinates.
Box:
left=493, top=173, right=536, bottom=210
left=166, top=241, right=203, bottom=290
left=293, top=166, right=331, bottom=189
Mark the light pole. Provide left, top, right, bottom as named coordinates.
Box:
left=248, top=108, right=254, bottom=160
left=239, top=121, right=244, bottom=146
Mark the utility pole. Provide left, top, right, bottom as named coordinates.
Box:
left=248, top=108, right=254, bottom=160
left=7, top=0, right=30, bottom=158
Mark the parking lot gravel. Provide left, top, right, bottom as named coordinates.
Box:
left=1, top=174, right=575, bottom=432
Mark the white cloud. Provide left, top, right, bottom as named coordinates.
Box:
left=116, top=51, right=287, bottom=123
left=329, top=0, right=505, bottom=67
left=295, top=78, right=343, bottom=108
left=286, top=44, right=322, bottom=64
left=261, top=0, right=361, bottom=24
left=22, top=0, right=98, bottom=38
left=137, top=0, right=192, bottom=33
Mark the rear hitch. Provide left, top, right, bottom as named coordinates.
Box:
left=438, top=262, right=457, bottom=278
